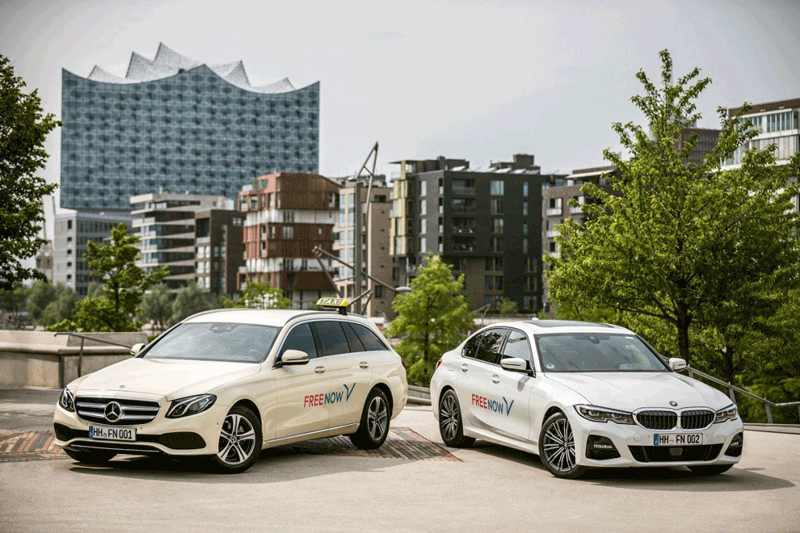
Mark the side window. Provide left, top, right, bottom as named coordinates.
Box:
left=351, top=323, right=388, bottom=351
left=475, top=329, right=506, bottom=364
left=342, top=322, right=366, bottom=352
left=312, top=321, right=350, bottom=357
left=502, top=330, right=532, bottom=363
left=278, top=323, right=317, bottom=361
left=463, top=334, right=482, bottom=359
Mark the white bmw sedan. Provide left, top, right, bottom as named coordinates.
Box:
left=54, top=307, right=408, bottom=473
left=430, top=320, right=743, bottom=479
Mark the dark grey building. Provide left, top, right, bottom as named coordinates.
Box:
left=60, top=43, right=319, bottom=211
left=390, top=154, right=549, bottom=312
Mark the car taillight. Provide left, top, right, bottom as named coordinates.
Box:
left=435, top=358, right=442, bottom=369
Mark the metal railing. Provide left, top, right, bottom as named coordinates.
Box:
left=686, top=366, right=800, bottom=424
left=54, top=332, right=135, bottom=382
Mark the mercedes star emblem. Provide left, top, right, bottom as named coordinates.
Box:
left=104, top=401, right=122, bottom=422
left=669, top=401, right=678, bottom=407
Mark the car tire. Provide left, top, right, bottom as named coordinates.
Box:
left=438, top=389, right=475, bottom=448
left=349, top=387, right=391, bottom=450
left=688, top=464, right=734, bottom=476
left=539, top=412, right=588, bottom=479
left=210, top=405, right=262, bottom=474
left=63, top=448, right=116, bottom=464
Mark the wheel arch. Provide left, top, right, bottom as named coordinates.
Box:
left=371, top=382, right=394, bottom=418
left=232, top=398, right=262, bottom=427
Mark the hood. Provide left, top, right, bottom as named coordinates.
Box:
left=73, top=357, right=261, bottom=400
left=545, top=372, right=731, bottom=412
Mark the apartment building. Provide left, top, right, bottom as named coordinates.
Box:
left=333, top=176, right=393, bottom=317
left=238, top=172, right=339, bottom=308
left=390, top=154, right=547, bottom=313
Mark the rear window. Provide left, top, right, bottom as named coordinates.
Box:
left=312, top=321, right=351, bottom=357
left=351, top=323, right=388, bottom=351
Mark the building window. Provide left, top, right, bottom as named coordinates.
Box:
left=282, top=226, right=294, bottom=239
left=283, top=211, right=295, bottom=222
left=269, top=225, right=277, bottom=239
left=490, top=180, right=504, bottom=196
left=420, top=219, right=427, bottom=233
left=347, top=230, right=354, bottom=244
left=491, top=218, right=504, bottom=234
left=490, top=237, right=502, bottom=252
left=485, top=257, right=503, bottom=271
left=420, top=199, right=427, bottom=215
left=522, top=222, right=528, bottom=235
left=348, top=193, right=355, bottom=208
left=420, top=180, right=427, bottom=197
left=375, top=285, right=384, bottom=298
left=490, top=199, right=503, bottom=215
left=522, top=238, right=528, bottom=254
left=485, top=275, right=503, bottom=291
left=523, top=201, right=528, bottom=216
left=523, top=182, right=529, bottom=197
left=420, top=237, right=427, bottom=252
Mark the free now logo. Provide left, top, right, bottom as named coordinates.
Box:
left=471, top=394, right=515, bottom=416
left=304, top=384, right=356, bottom=407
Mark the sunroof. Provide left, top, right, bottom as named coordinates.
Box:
left=526, top=320, right=615, bottom=328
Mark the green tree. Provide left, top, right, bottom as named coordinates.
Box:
left=547, top=50, right=800, bottom=374
left=172, top=281, right=212, bottom=322
left=0, top=55, right=60, bottom=289
left=141, top=283, right=172, bottom=333
left=0, top=281, right=28, bottom=327
left=49, top=224, right=167, bottom=332
left=221, top=280, right=291, bottom=309
left=496, top=297, right=519, bottom=315
left=26, top=279, right=56, bottom=322
left=386, top=256, right=474, bottom=386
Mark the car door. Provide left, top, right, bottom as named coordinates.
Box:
left=273, top=322, right=332, bottom=439
left=485, top=328, right=537, bottom=443
left=461, top=328, right=507, bottom=431
left=311, top=320, right=373, bottom=429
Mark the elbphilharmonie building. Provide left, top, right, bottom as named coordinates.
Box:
left=60, top=44, right=320, bottom=211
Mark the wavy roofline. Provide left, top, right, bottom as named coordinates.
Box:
left=66, top=64, right=318, bottom=95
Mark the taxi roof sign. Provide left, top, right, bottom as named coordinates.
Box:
left=316, top=297, right=350, bottom=314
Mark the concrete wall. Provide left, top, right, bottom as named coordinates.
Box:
left=0, top=331, right=148, bottom=389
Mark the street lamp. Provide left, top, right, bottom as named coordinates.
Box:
left=347, top=142, right=379, bottom=315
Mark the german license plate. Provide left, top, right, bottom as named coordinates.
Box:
left=88, top=425, right=136, bottom=441
left=654, top=433, right=702, bottom=446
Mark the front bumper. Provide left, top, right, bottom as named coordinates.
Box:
left=53, top=394, right=228, bottom=457
left=568, top=410, right=745, bottom=468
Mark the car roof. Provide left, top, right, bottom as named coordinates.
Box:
left=182, top=308, right=377, bottom=328
left=479, top=319, right=635, bottom=336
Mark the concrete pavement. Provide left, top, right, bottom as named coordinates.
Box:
left=0, top=389, right=799, bottom=533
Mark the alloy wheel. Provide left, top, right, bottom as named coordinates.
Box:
left=367, top=396, right=388, bottom=441
left=218, top=413, right=257, bottom=466
left=542, top=417, right=576, bottom=472
left=440, top=394, right=459, bottom=442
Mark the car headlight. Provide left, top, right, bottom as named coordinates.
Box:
left=59, top=388, right=75, bottom=412
left=714, top=404, right=738, bottom=424
left=575, top=405, right=634, bottom=425
left=166, top=394, right=216, bottom=418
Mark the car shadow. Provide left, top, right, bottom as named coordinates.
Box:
left=466, top=441, right=794, bottom=492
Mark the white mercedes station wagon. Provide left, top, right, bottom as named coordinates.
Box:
left=54, top=304, right=408, bottom=473
left=431, top=320, right=743, bottom=479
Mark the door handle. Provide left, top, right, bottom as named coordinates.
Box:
left=359, top=362, right=369, bottom=369
left=491, top=374, right=500, bottom=384
left=314, top=366, right=326, bottom=374
left=461, top=363, right=469, bottom=373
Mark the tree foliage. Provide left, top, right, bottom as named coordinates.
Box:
left=26, top=280, right=76, bottom=327
left=547, top=49, right=800, bottom=382
left=141, top=283, right=172, bottom=333
left=171, top=281, right=212, bottom=322
left=221, top=280, right=291, bottom=310
left=49, top=224, right=167, bottom=332
left=386, top=256, right=475, bottom=386
left=0, top=55, right=60, bottom=289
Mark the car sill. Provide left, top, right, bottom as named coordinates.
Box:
left=262, top=423, right=360, bottom=448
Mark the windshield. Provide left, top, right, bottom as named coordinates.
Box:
left=143, top=322, right=280, bottom=363
left=535, top=333, right=669, bottom=372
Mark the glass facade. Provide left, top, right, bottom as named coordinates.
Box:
left=60, top=64, right=319, bottom=210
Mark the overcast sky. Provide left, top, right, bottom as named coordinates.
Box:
left=2, top=0, right=800, bottom=225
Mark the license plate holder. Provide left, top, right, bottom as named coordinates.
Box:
left=88, top=425, right=136, bottom=441
left=653, top=433, right=702, bottom=446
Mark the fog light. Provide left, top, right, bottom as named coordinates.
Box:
left=587, top=435, right=620, bottom=460
left=725, top=432, right=743, bottom=457
left=669, top=447, right=683, bottom=457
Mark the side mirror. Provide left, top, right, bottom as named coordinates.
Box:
left=130, top=343, right=145, bottom=356
left=278, top=349, right=310, bottom=367
left=500, top=357, right=530, bottom=374
left=669, top=358, right=687, bottom=372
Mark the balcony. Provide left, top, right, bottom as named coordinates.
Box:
left=545, top=230, right=559, bottom=238
left=452, top=186, right=475, bottom=195
left=196, top=236, right=210, bottom=244
left=452, top=205, right=476, bottom=214
left=546, top=208, right=562, bottom=216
